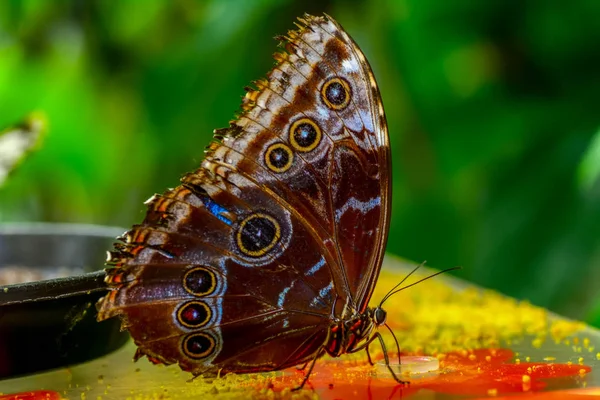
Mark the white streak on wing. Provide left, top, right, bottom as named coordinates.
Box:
left=283, top=318, right=289, bottom=328
left=342, top=58, right=359, bottom=73
left=318, top=105, right=329, bottom=118
left=277, top=281, right=295, bottom=308
left=306, top=257, right=326, bottom=276
left=310, top=281, right=334, bottom=307
left=320, top=281, right=333, bottom=298
left=359, top=108, right=375, bottom=133
left=335, top=196, right=381, bottom=221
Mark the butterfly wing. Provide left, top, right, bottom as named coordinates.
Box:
left=308, top=15, right=391, bottom=311
left=98, top=182, right=335, bottom=374
left=230, top=14, right=391, bottom=313
left=97, top=13, right=390, bottom=376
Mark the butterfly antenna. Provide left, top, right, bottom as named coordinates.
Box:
left=379, top=261, right=425, bottom=307
left=381, top=267, right=462, bottom=306
left=384, top=323, right=401, bottom=365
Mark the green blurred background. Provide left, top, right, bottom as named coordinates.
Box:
left=1, top=1, right=599, bottom=326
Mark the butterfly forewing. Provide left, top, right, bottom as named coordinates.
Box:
left=97, top=13, right=390, bottom=378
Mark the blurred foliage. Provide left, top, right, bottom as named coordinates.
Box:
left=0, top=0, right=599, bottom=326
left=0, top=112, right=46, bottom=186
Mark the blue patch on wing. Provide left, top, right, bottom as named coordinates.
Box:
left=203, top=196, right=232, bottom=225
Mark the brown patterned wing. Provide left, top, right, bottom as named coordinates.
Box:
left=216, top=14, right=390, bottom=313
left=98, top=183, right=335, bottom=375
left=97, top=13, right=390, bottom=375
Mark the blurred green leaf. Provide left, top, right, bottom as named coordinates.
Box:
left=578, top=128, right=600, bottom=192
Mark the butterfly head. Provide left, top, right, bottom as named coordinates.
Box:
left=372, top=306, right=387, bottom=326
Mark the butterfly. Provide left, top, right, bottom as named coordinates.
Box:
left=96, top=13, right=401, bottom=389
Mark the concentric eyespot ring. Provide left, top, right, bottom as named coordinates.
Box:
left=289, top=118, right=322, bottom=152
left=182, top=332, right=216, bottom=360
left=182, top=267, right=217, bottom=297
left=176, top=300, right=212, bottom=329
left=264, top=143, right=294, bottom=173
left=236, top=213, right=281, bottom=257
left=321, top=77, right=351, bottom=110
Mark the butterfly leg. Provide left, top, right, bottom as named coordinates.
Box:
left=374, top=332, right=408, bottom=385
left=384, top=322, right=402, bottom=367
left=292, top=348, right=325, bottom=391
left=347, top=335, right=377, bottom=365
left=365, top=345, right=375, bottom=366
left=296, top=361, right=309, bottom=371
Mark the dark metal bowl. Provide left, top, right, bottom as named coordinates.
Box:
left=0, top=223, right=130, bottom=379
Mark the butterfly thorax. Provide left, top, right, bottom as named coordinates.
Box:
left=324, top=307, right=386, bottom=357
